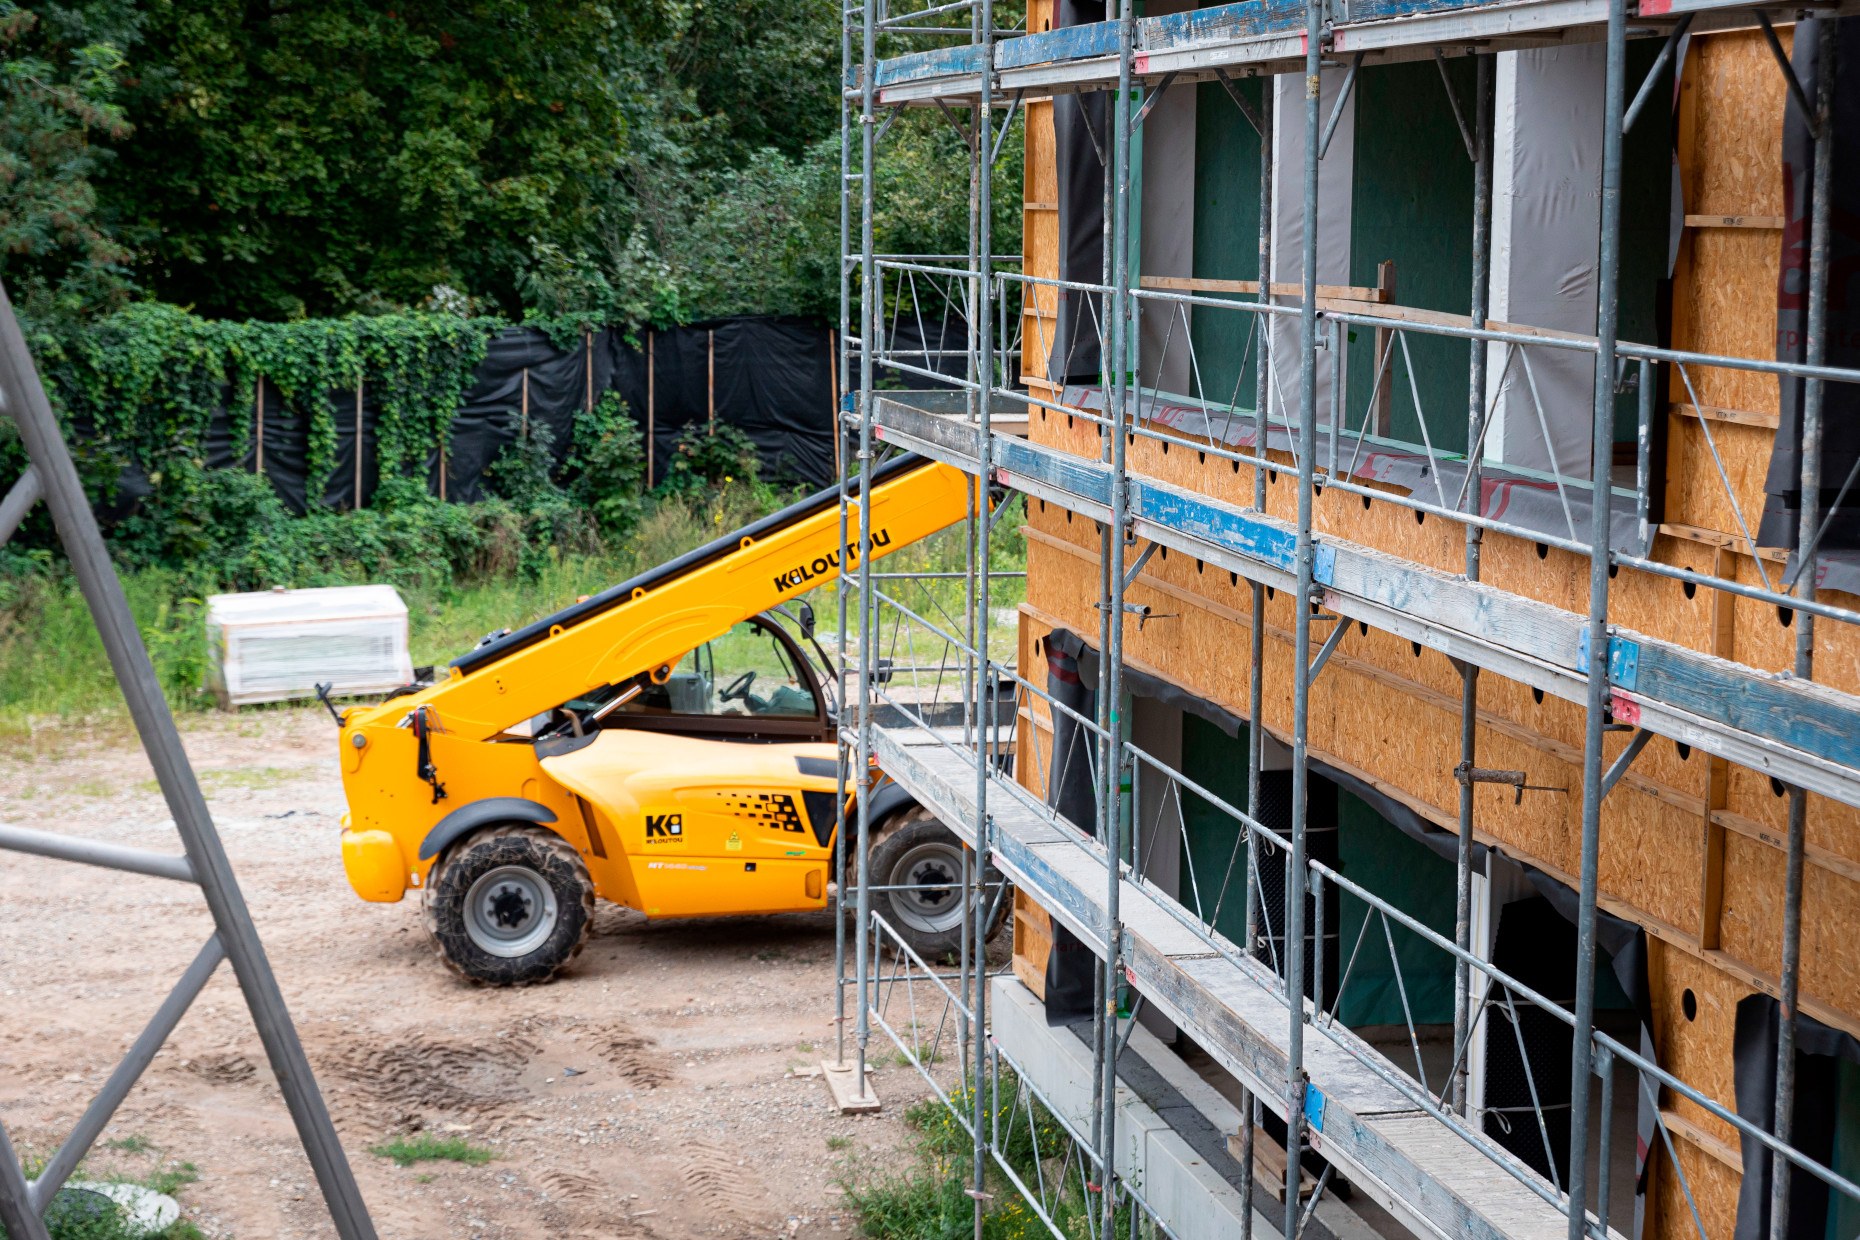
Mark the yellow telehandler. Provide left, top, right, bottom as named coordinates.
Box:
left=330, top=455, right=1001, bottom=984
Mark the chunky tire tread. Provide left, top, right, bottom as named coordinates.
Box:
left=422, top=824, right=594, bottom=987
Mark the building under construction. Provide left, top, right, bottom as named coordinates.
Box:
left=833, top=0, right=1860, bottom=1237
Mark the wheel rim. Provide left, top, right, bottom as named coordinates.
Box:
left=885, top=840, right=966, bottom=936
left=462, top=865, right=559, bottom=958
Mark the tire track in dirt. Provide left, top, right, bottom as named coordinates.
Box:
left=316, top=1033, right=542, bottom=1132
left=585, top=1021, right=674, bottom=1088
left=677, top=1138, right=766, bottom=1219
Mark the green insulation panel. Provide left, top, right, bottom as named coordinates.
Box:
left=1178, top=712, right=1253, bottom=946
left=1188, top=77, right=1266, bottom=411
left=1347, top=58, right=1477, bottom=457
left=1332, top=790, right=1458, bottom=1029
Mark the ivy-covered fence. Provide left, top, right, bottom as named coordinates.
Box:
left=15, top=304, right=840, bottom=521
left=0, top=304, right=847, bottom=589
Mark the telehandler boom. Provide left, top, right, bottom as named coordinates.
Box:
left=334, top=455, right=991, bottom=983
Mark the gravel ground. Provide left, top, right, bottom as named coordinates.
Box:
left=0, top=708, right=936, bottom=1239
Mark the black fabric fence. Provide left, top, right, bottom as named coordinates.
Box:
left=193, top=316, right=844, bottom=515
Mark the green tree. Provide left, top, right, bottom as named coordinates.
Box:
left=0, top=0, right=141, bottom=325
left=109, top=0, right=649, bottom=319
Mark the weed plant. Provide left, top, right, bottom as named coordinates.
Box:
left=843, top=1082, right=1137, bottom=1240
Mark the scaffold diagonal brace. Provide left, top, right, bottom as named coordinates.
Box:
left=1321, top=52, right=1366, bottom=161
left=1128, top=72, right=1178, bottom=137
left=989, top=90, right=1025, bottom=166
left=1623, top=13, right=1693, bottom=134
left=0, top=466, right=39, bottom=547
left=1307, top=614, right=1349, bottom=681
left=1598, top=726, right=1655, bottom=801
left=1758, top=13, right=1820, bottom=136
left=1214, top=68, right=1265, bottom=138
left=28, top=935, right=227, bottom=1210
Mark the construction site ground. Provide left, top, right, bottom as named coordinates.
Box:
left=0, top=707, right=932, bottom=1239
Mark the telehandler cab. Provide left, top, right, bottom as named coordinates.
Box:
left=331, top=455, right=1005, bottom=984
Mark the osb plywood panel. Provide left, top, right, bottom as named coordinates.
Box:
left=1720, top=765, right=1860, bottom=876
left=1600, top=793, right=1706, bottom=935
left=1025, top=101, right=1057, bottom=205
left=1726, top=555, right=1796, bottom=673
left=1811, top=606, right=1860, bottom=697
left=1655, top=942, right=1744, bottom=1150
left=1719, top=831, right=1860, bottom=1015
left=1663, top=418, right=1775, bottom=541
left=1612, top=538, right=1718, bottom=657
left=1671, top=231, right=1784, bottom=414
left=1686, top=29, right=1789, bottom=220
left=1480, top=532, right=1586, bottom=620
left=1023, top=75, right=1058, bottom=387
left=1652, top=1136, right=1741, bottom=1240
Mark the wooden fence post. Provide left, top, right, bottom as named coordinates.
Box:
left=830, top=328, right=841, bottom=478
left=707, top=328, right=716, bottom=432
left=584, top=330, right=595, bottom=415
left=520, top=367, right=530, bottom=439
left=647, top=331, right=656, bottom=489
left=255, top=375, right=265, bottom=476
left=354, top=376, right=364, bottom=508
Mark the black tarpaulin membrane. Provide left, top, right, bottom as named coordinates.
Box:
left=1733, top=994, right=1860, bottom=1239
left=1760, top=17, right=1860, bottom=557
left=1046, top=0, right=1108, bottom=385
left=108, top=316, right=840, bottom=520
left=446, top=319, right=835, bottom=504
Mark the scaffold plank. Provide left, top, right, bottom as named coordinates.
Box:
left=871, top=723, right=1577, bottom=1240
left=866, top=395, right=1860, bottom=810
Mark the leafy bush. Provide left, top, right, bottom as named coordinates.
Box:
left=656, top=423, right=762, bottom=500
left=566, top=392, right=647, bottom=537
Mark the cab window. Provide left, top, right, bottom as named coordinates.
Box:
left=612, top=621, right=820, bottom=720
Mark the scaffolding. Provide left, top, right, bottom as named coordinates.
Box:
left=835, top=0, right=1860, bottom=1238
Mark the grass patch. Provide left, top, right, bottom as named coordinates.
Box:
left=0, top=486, right=1026, bottom=735
left=826, top=1134, right=853, bottom=1151
left=21, top=1145, right=204, bottom=1240
left=137, top=1162, right=198, bottom=1198
left=368, top=1135, right=495, bottom=1168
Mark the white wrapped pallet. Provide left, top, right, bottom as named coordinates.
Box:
left=206, top=585, right=414, bottom=709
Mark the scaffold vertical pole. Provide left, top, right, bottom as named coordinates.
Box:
left=1772, top=19, right=1837, bottom=1239
left=1568, top=0, right=1629, bottom=1233
left=1285, top=0, right=1324, bottom=1227
left=1454, top=50, right=1495, bottom=1120
left=1239, top=63, right=1275, bottom=1240
left=832, top=0, right=856, bottom=1078
left=1098, top=4, right=1137, bottom=1231
left=852, top=0, right=880, bottom=1108
left=972, top=2, right=998, bottom=1235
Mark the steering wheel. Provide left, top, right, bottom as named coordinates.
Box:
left=720, top=670, right=758, bottom=703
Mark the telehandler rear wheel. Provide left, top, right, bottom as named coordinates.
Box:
left=423, top=825, right=594, bottom=986
left=866, top=809, right=1006, bottom=962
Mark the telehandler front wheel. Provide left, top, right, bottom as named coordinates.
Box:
left=422, top=825, right=594, bottom=986
left=866, top=809, right=1007, bottom=962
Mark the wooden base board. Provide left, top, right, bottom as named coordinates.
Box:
left=821, top=1060, right=882, bottom=1114
left=1226, top=1127, right=1319, bottom=1203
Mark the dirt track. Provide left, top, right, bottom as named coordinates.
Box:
left=0, top=709, right=928, bottom=1238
